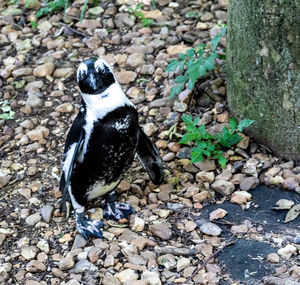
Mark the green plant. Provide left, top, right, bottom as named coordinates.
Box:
left=30, top=19, right=38, bottom=28
left=179, top=115, right=254, bottom=167
left=0, top=100, right=15, bottom=120
left=166, top=27, right=226, bottom=98
left=128, top=3, right=154, bottom=27
left=34, top=0, right=89, bottom=20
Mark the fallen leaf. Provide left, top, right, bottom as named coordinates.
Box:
left=284, top=204, right=300, bottom=223
left=275, top=199, right=295, bottom=210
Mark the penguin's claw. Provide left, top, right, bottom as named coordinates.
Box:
left=75, top=212, right=104, bottom=240
left=103, top=202, right=135, bottom=220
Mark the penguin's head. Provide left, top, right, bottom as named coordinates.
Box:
left=77, top=58, right=115, bottom=95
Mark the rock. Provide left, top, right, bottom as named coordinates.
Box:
left=196, top=171, right=215, bottom=183
left=115, top=71, right=137, bottom=84
left=37, top=240, right=49, bottom=253
left=0, top=169, right=11, bottom=188
left=142, top=123, right=158, bottom=136
left=12, top=68, right=32, bottom=77
left=230, top=191, right=252, bottom=204
left=211, top=180, right=235, bottom=196
left=267, top=253, right=280, bottom=263
left=55, top=103, right=73, bottom=113
left=131, top=216, right=145, bottom=232
left=76, top=19, right=102, bottom=29
left=21, top=246, right=39, bottom=260
left=115, top=269, right=138, bottom=283
left=185, top=221, right=197, bottom=232
left=40, top=204, right=54, bottom=223
left=199, top=222, right=222, bottom=236
left=26, top=260, right=46, bottom=272
left=26, top=94, right=43, bottom=108
left=38, top=21, right=53, bottom=32
left=277, top=244, right=297, bottom=259
left=53, top=68, right=73, bottom=78
left=59, top=255, right=74, bottom=270
left=184, top=185, right=199, bottom=198
left=177, top=257, right=190, bottom=271
left=140, top=64, right=155, bottom=75
left=282, top=176, right=299, bottom=191
left=33, top=62, right=55, bottom=77
left=209, top=208, right=227, bottom=221
left=141, top=270, right=162, bottom=285
left=194, top=160, right=216, bottom=171
left=215, top=170, right=232, bottom=181
left=0, top=266, right=9, bottom=282
left=73, top=259, right=97, bottom=272
left=104, top=254, right=114, bottom=267
left=201, top=12, right=214, bottom=21
left=240, top=177, right=260, bottom=191
left=27, top=129, right=44, bottom=141
left=167, top=45, right=190, bottom=55
left=162, top=152, right=175, bottom=162
left=244, top=158, right=258, bottom=177
left=231, top=224, right=248, bottom=233
left=25, top=212, right=42, bottom=226
left=127, top=53, right=145, bottom=67
left=131, top=237, right=156, bottom=251
left=72, top=234, right=88, bottom=249
left=193, top=191, right=211, bottom=203
left=237, top=136, right=250, bottom=149
left=149, top=223, right=172, bottom=240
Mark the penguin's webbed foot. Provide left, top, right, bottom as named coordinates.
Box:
left=103, top=202, right=135, bottom=220
left=75, top=211, right=104, bottom=240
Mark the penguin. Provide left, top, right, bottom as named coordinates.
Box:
left=59, top=58, right=164, bottom=239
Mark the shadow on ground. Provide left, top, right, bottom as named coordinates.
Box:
left=200, top=185, right=300, bottom=284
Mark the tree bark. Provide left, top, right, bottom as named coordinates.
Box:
left=227, top=0, right=300, bottom=160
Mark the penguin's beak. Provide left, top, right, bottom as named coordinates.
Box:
left=89, top=73, right=97, bottom=90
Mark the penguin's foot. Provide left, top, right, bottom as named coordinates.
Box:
left=75, top=211, right=104, bottom=240
left=103, top=202, right=135, bottom=220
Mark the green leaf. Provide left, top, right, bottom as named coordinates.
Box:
left=174, top=75, right=188, bottom=84
left=187, top=78, right=194, bottom=90
left=166, top=60, right=180, bottom=72
left=237, top=119, right=254, bottom=132
left=204, top=53, right=218, bottom=71
left=178, top=53, right=187, bottom=60
left=227, top=133, right=242, bottom=145
left=229, top=118, right=238, bottom=130
left=186, top=49, right=195, bottom=58
left=217, top=155, right=228, bottom=168
left=191, top=147, right=204, bottom=163
left=169, top=84, right=183, bottom=98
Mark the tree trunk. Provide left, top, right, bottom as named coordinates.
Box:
left=227, top=0, right=300, bottom=160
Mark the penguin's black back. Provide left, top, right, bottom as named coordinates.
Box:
left=70, top=105, right=139, bottom=205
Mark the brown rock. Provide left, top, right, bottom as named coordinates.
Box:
left=115, top=71, right=137, bottom=84
left=149, top=223, right=172, bottom=240
left=211, top=180, right=235, bottom=196
left=230, top=191, right=252, bottom=204
left=282, top=176, right=299, bottom=191
left=33, top=62, right=55, bottom=77
left=240, top=177, right=260, bottom=191
left=193, top=191, right=211, bottom=203
left=209, top=208, right=227, bottom=221
left=196, top=171, right=215, bottom=183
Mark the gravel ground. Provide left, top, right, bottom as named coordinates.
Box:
left=0, top=0, right=299, bottom=284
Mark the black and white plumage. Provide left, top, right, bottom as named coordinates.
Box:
left=60, top=58, right=164, bottom=239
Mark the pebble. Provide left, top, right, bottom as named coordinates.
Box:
left=167, top=45, right=189, bottom=55
left=12, top=68, right=32, bottom=77
left=26, top=94, right=43, bottom=108
left=55, top=103, right=73, bottom=113
left=162, top=152, right=175, bottom=162
left=26, top=260, right=46, bottom=272
left=177, top=257, right=190, bottom=271
left=193, top=191, right=211, bottom=203
left=0, top=169, right=11, bottom=188
left=142, top=123, right=158, bottom=136
left=282, top=176, right=299, bottom=191
left=131, top=216, right=145, bottom=232
left=196, top=171, right=215, bottom=183
left=141, top=270, right=162, bottom=285
left=27, top=129, right=44, bottom=141
left=37, top=240, right=49, bottom=253
left=115, top=71, right=137, bottom=84
left=53, top=68, right=73, bottom=78
left=40, top=204, right=54, bottom=223
left=211, top=180, right=235, bottom=196
left=267, top=253, right=280, bottom=263
left=185, top=221, right=197, bottom=232
left=72, top=234, right=88, bottom=249
left=195, top=160, right=216, bottom=171
left=239, top=177, right=260, bottom=191
left=33, top=62, right=55, bottom=77
left=209, top=208, right=227, bottom=221
left=200, top=222, right=222, bottom=236
left=115, top=269, right=138, bottom=283
left=59, top=255, right=75, bottom=270
left=21, top=246, right=39, bottom=260
left=230, top=191, right=252, bottom=204
left=157, top=254, right=176, bottom=270
left=127, top=53, right=145, bottom=67
left=149, top=223, right=172, bottom=240
left=25, top=212, right=42, bottom=226
left=277, top=244, right=297, bottom=259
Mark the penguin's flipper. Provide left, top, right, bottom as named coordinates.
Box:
left=136, top=126, right=164, bottom=185
left=60, top=120, right=85, bottom=212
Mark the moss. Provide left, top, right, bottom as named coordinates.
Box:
left=227, top=0, right=300, bottom=159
